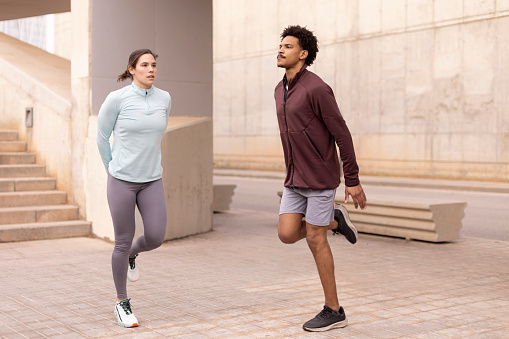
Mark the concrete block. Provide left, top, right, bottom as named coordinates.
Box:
left=0, top=179, right=14, bottom=192
left=435, top=0, right=463, bottom=22
left=0, top=165, right=46, bottom=178
left=0, top=220, right=91, bottom=242
left=0, top=141, right=26, bottom=152
left=212, top=184, right=236, bottom=212
left=464, top=0, right=495, bottom=17
left=359, top=0, right=381, bottom=34
left=0, top=131, right=17, bottom=141
left=137, top=116, right=213, bottom=241
left=0, top=207, right=35, bottom=224
left=0, top=191, right=66, bottom=208
left=14, top=178, right=56, bottom=191
left=382, top=0, right=406, bottom=32
left=339, top=195, right=467, bottom=242
left=0, top=153, right=36, bottom=165
left=407, top=0, right=434, bottom=27
left=498, top=0, right=509, bottom=11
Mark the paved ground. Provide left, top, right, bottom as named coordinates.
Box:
left=1, top=209, right=509, bottom=338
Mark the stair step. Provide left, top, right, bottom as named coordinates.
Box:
left=0, top=141, right=26, bottom=152
left=0, top=220, right=91, bottom=242
left=0, top=178, right=57, bottom=192
left=0, top=205, right=79, bottom=225
left=0, top=152, right=36, bottom=164
left=0, top=131, right=18, bottom=141
left=0, top=164, right=46, bottom=178
left=0, top=191, right=66, bottom=207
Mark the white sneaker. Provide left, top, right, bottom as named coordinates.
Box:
left=127, top=255, right=139, bottom=282
left=114, top=299, right=139, bottom=328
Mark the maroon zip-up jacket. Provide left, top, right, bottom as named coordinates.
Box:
left=275, top=65, right=360, bottom=189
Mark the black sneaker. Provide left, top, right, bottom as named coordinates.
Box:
left=303, top=305, right=348, bottom=332
left=332, top=205, right=358, bottom=244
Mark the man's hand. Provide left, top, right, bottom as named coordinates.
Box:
left=345, top=184, right=367, bottom=210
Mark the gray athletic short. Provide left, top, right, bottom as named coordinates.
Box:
left=279, top=187, right=336, bottom=226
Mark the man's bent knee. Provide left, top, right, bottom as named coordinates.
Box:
left=278, top=228, right=298, bottom=244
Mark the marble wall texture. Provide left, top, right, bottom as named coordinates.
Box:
left=213, top=0, right=509, bottom=182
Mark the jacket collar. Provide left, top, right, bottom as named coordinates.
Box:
left=131, top=82, right=154, bottom=96
left=283, top=64, right=308, bottom=88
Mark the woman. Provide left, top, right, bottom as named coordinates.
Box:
left=96, top=49, right=171, bottom=328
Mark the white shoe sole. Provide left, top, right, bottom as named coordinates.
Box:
left=114, top=305, right=139, bottom=328
left=335, top=205, right=358, bottom=244
left=303, top=319, right=348, bottom=332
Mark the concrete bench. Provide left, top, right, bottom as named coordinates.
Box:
left=277, top=191, right=467, bottom=242
left=212, top=184, right=236, bottom=212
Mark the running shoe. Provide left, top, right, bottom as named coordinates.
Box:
left=332, top=205, right=358, bottom=244
left=303, top=305, right=348, bottom=332
left=127, top=254, right=139, bottom=282
left=114, top=298, right=139, bottom=328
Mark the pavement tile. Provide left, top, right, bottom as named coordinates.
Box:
left=1, top=210, right=509, bottom=338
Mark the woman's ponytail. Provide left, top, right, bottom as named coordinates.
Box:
left=117, top=69, right=132, bottom=82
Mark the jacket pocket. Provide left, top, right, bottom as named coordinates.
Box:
left=303, top=130, right=325, bottom=162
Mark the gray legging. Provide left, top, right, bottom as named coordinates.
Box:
left=107, top=174, right=167, bottom=300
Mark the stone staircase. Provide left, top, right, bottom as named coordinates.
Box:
left=0, top=130, right=91, bottom=242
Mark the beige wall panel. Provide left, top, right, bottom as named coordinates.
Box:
left=431, top=134, right=465, bottom=162
left=406, top=30, right=433, bottom=135
left=315, top=0, right=337, bottom=43
left=382, top=0, right=406, bottom=32
left=355, top=39, right=381, bottom=134
left=262, top=55, right=282, bottom=135
left=434, top=25, right=461, bottom=79
left=358, top=134, right=428, bottom=161
left=495, top=17, right=509, bottom=141
left=464, top=0, right=495, bottom=17
left=213, top=0, right=232, bottom=61
left=261, top=2, right=279, bottom=53
left=336, top=0, right=357, bottom=38
left=213, top=62, right=233, bottom=136
left=244, top=135, right=283, bottom=157
left=244, top=58, right=263, bottom=135
left=358, top=0, right=381, bottom=35
left=54, top=12, right=72, bottom=60
left=333, top=42, right=359, bottom=131
left=229, top=59, right=247, bottom=136
left=434, top=0, right=463, bottom=22
left=214, top=135, right=246, bottom=156
left=313, top=44, right=336, bottom=90
left=462, top=20, right=496, bottom=134
left=380, top=34, right=406, bottom=134
left=407, top=0, right=434, bottom=27
left=497, top=0, right=509, bottom=11
left=462, top=133, right=498, bottom=162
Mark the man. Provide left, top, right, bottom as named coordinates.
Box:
left=275, top=25, right=367, bottom=332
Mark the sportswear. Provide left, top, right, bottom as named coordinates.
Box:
left=274, top=64, right=359, bottom=189
left=97, top=83, right=171, bottom=183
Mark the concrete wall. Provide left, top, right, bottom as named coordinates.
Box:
left=213, top=0, right=509, bottom=182
left=90, top=0, right=213, bottom=118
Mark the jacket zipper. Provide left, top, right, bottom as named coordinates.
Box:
left=145, top=91, right=151, bottom=111
left=283, top=79, right=294, bottom=188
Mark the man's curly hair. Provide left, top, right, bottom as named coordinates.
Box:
left=281, top=25, right=319, bottom=66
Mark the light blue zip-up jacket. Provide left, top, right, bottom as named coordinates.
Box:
left=96, top=83, right=171, bottom=183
